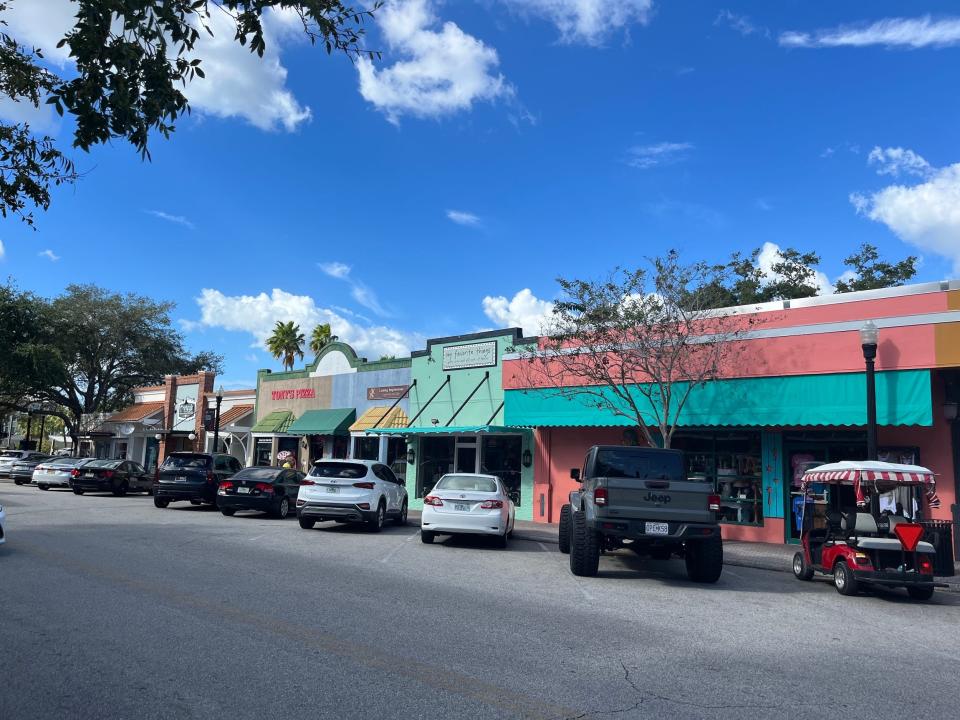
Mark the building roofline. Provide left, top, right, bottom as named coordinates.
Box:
left=411, top=328, right=537, bottom=359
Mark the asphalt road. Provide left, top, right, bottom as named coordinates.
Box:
left=2, top=483, right=959, bottom=720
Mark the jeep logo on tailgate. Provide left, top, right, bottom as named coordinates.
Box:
left=643, top=492, right=671, bottom=504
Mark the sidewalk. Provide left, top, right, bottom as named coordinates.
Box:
left=508, top=518, right=960, bottom=592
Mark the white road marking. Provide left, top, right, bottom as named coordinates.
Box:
left=537, top=541, right=550, bottom=553
left=380, top=532, right=419, bottom=563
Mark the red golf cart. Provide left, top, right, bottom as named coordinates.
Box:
left=792, top=461, right=947, bottom=600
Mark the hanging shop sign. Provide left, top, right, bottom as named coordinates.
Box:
left=367, top=385, right=409, bottom=401
left=442, top=341, right=497, bottom=371
left=177, top=399, right=196, bottom=419
left=271, top=388, right=317, bottom=401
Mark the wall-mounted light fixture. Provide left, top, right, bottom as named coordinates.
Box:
left=521, top=448, right=532, bottom=468
left=154, top=433, right=163, bottom=441
left=430, top=418, right=439, bottom=426
left=406, top=448, right=416, bottom=465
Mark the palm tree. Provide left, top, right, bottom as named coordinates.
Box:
left=309, top=323, right=338, bottom=356
left=266, top=321, right=305, bottom=371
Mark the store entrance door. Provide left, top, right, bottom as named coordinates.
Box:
left=455, top=437, right=479, bottom=473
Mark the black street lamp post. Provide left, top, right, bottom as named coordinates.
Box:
left=212, top=386, right=224, bottom=453
left=860, top=320, right=879, bottom=461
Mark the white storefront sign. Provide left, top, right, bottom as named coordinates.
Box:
left=442, top=341, right=497, bottom=371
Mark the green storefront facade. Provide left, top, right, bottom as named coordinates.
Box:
left=371, top=330, right=538, bottom=520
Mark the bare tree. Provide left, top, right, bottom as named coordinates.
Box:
left=512, top=252, right=753, bottom=449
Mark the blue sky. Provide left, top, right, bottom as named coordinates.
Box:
left=3, top=1, right=960, bottom=388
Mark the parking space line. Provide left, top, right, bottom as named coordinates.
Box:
left=380, top=532, right=419, bottom=563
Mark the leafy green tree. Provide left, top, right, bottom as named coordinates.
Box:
left=267, top=320, right=305, bottom=371
left=0, top=0, right=379, bottom=225
left=835, top=243, right=918, bottom=293
left=0, top=283, right=222, bottom=447
left=309, top=323, right=337, bottom=356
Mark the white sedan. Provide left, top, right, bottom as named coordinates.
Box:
left=420, top=473, right=515, bottom=548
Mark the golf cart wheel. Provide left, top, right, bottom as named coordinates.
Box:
left=833, top=560, right=859, bottom=596
left=907, top=585, right=935, bottom=601
left=558, top=504, right=572, bottom=554
left=792, top=552, right=814, bottom=581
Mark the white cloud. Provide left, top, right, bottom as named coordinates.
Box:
left=5, top=1, right=310, bottom=133
left=626, top=141, right=693, bottom=169
left=714, top=10, right=767, bottom=38
left=357, top=0, right=511, bottom=123
left=178, top=319, right=203, bottom=332
left=851, top=163, right=960, bottom=272
left=193, top=288, right=421, bottom=359
left=244, top=353, right=260, bottom=363
left=503, top=0, right=653, bottom=46
left=446, top=209, right=481, bottom=226
left=38, top=249, right=60, bottom=262
left=482, top=288, right=553, bottom=336
left=780, top=15, right=960, bottom=49
left=318, top=261, right=352, bottom=279
left=146, top=210, right=195, bottom=230
left=756, top=241, right=834, bottom=295
left=867, top=146, right=933, bottom=178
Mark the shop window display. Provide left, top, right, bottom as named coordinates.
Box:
left=673, top=431, right=763, bottom=526
left=481, top=435, right=523, bottom=506
left=353, top=436, right=379, bottom=461
left=418, top=437, right=454, bottom=498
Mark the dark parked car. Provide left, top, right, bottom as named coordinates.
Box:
left=154, top=453, right=242, bottom=509
left=217, top=467, right=305, bottom=519
left=11, top=454, right=52, bottom=485
left=69, top=459, right=152, bottom=496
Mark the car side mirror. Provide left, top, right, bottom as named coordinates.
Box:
left=570, top=468, right=581, bottom=482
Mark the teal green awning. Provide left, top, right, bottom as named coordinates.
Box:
left=251, top=410, right=294, bottom=433
left=505, top=370, right=932, bottom=428
left=287, top=408, right=356, bottom=435
left=369, top=425, right=520, bottom=435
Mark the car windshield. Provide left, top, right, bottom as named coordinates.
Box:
left=162, top=455, right=211, bottom=470
left=436, top=475, right=498, bottom=493
left=86, top=460, right=122, bottom=469
left=50, top=458, right=86, bottom=466
left=595, top=449, right=686, bottom=480
left=310, top=462, right=367, bottom=479
left=233, top=468, right=282, bottom=482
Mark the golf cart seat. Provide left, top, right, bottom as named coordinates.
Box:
left=885, top=515, right=909, bottom=535
left=841, top=512, right=878, bottom=536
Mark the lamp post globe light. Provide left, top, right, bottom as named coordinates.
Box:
left=859, top=320, right=879, bottom=461
left=213, top=385, right=224, bottom=453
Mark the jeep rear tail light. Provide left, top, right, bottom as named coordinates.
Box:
left=423, top=495, right=443, bottom=506
left=480, top=500, right=503, bottom=509
left=708, top=494, right=721, bottom=512
left=352, top=482, right=375, bottom=489
left=594, top=487, right=608, bottom=506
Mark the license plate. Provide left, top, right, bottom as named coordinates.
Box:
left=454, top=503, right=470, bottom=512
left=47, top=469, right=56, bottom=474
left=645, top=522, right=669, bottom=535
left=175, top=476, right=186, bottom=482
left=85, top=472, right=94, bottom=477
left=238, top=487, right=250, bottom=494
left=326, top=486, right=338, bottom=494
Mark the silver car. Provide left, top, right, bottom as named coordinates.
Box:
left=33, top=457, right=94, bottom=490
left=0, top=450, right=34, bottom=478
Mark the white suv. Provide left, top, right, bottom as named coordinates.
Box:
left=297, top=460, right=408, bottom=532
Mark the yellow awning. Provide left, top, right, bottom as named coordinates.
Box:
left=350, top=406, right=409, bottom=432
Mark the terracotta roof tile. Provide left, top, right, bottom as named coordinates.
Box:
left=218, top=404, right=254, bottom=426
left=108, top=402, right=165, bottom=423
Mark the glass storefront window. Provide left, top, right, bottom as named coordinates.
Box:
left=481, top=435, right=522, bottom=506
left=386, top=437, right=407, bottom=484
left=673, top=430, right=763, bottom=526
left=255, top=438, right=272, bottom=466
left=353, top=436, right=379, bottom=460
left=418, top=437, right=454, bottom=498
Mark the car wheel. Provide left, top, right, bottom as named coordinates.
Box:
left=558, top=504, right=572, bottom=554
left=112, top=480, right=129, bottom=497
left=13, top=479, right=23, bottom=486
left=907, top=585, right=935, bottom=601
left=153, top=496, right=169, bottom=508
left=420, top=530, right=435, bottom=544
left=72, top=487, right=84, bottom=495
left=275, top=497, right=290, bottom=519
left=38, top=484, right=49, bottom=491
left=367, top=501, right=385, bottom=533
left=394, top=499, right=408, bottom=526
left=569, top=511, right=600, bottom=577
left=298, top=515, right=316, bottom=530
left=220, top=508, right=236, bottom=517
left=833, top=560, right=858, bottom=596
left=792, top=551, right=814, bottom=581
left=685, top=536, right=724, bottom=583
left=496, top=527, right=509, bottom=549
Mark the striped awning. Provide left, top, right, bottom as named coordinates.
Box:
left=801, top=461, right=936, bottom=487
left=350, top=406, right=409, bottom=432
